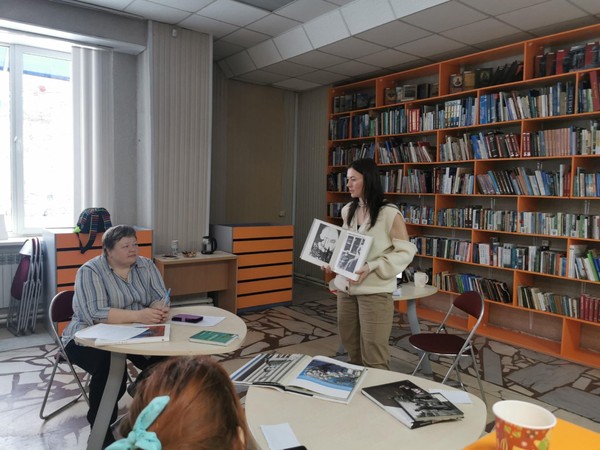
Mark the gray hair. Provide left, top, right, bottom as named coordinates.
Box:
left=102, top=225, right=137, bottom=256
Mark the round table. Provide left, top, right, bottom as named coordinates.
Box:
left=246, top=366, right=486, bottom=450
left=75, top=305, right=246, bottom=450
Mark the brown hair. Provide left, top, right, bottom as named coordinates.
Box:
left=121, top=356, right=249, bottom=449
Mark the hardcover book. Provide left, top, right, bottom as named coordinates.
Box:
left=188, top=330, right=238, bottom=346
left=230, top=353, right=368, bottom=404
left=300, top=219, right=373, bottom=281
left=362, top=379, right=464, bottom=429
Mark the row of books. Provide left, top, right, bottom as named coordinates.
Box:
left=327, top=202, right=344, bottom=219
left=573, top=167, right=600, bottom=197
left=377, top=140, right=435, bottom=164
left=332, top=92, right=374, bottom=113
left=533, top=42, right=600, bottom=78
left=432, top=166, right=474, bottom=195
left=476, top=165, right=570, bottom=197
left=579, top=71, right=600, bottom=113
left=329, top=116, right=350, bottom=140
left=329, top=142, right=375, bottom=166
left=433, top=271, right=511, bottom=304
left=437, top=207, right=517, bottom=232
left=441, top=131, right=520, bottom=162
left=517, top=285, right=579, bottom=317
left=397, top=204, right=434, bottom=225
left=580, top=293, right=600, bottom=322
left=569, top=245, right=600, bottom=281
left=327, top=172, right=348, bottom=192
left=351, top=113, right=377, bottom=138
left=449, top=62, right=523, bottom=92
left=479, top=82, right=576, bottom=124
left=473, top=242, right=566, bottom=276
left=522, top=122, right=600, bottom=157
left=410, top=236, right=472, bottom=262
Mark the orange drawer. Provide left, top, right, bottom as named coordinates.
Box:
left=238, top=264, right=292, bottom=281
left=56, top=246, right=152, bottom=267
left=55, top=229, right=152, bottom=248
left=233, top=238, right=293, bottom=254
left=232, top=225, right=293, bottom=239
left=237, top=289, right=292, bottom=309
left=237, top=277, right=293, bottom=295
left=57, top=268, right=79, bottom=285
left=237, top=251, right=293, bottom=267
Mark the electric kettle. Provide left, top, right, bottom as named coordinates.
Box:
left=201, top=236, right=217, bottom=254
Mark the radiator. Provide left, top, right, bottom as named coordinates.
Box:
left=0, top=253, right=20, bottom=309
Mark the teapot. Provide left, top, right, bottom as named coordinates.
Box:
left=201, top=236, right=217, bottom=254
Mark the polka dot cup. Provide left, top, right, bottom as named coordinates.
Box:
left=493, top=400, right=556, bottom=450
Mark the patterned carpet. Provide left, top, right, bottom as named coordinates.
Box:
left=1, top=279, right=599, bottom=449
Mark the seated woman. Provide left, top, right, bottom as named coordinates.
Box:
left=108, top=356, right=250, bottom=450
left=62, top=224, right=170, bottom=446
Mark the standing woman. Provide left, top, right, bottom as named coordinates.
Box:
left=62, top=225, right=170, bottom=447
left=334, top=158, right=417, bottom=370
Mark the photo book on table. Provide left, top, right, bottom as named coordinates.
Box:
left=230, top=353, right=368, bottom=404
left=362, top=379, right=464, bottom=429
left=300, top=219, right=373, bottom=281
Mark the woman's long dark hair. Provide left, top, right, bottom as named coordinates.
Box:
left=346, top=158, right=385, bottom=230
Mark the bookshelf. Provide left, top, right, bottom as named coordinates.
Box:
left=327, top=23, right=600, bottom=368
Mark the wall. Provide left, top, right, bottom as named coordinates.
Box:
left=211, top=69, right=296, bottom=225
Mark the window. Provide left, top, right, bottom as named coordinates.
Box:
left=0, top=42, right=73, bottom=236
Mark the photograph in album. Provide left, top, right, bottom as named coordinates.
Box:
left=300, top=219, right=372, bottom=281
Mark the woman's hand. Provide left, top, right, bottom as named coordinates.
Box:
left=137, top=306, right=169, bottom=324
left=350, top=264, right=370, bottom=284
left=321, top=264, right=333, bottom=275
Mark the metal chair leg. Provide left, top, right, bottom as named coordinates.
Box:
left=470, top=347, right=487, bottom=406
left=412, top=352, right=429, bottom=376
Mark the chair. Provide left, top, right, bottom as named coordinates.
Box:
left=39, top=290, right=89, bottom=420
left=409, top=290, right=487, bottom=404
left=7, top=237, right=43, bottom=335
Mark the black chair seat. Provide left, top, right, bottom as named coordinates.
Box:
left=409, top=334, right=478, bottom=355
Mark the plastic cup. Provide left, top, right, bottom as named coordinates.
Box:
left=493, top=400, right=557, bottom=450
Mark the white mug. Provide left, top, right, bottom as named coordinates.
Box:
left=414, top=272, right=429, bottom=288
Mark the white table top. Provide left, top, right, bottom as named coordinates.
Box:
left=392, top=281, right=438, bottom=301
left=246, top=367, right=486, bottom=450
left=74, top=305, right=247, bottom=356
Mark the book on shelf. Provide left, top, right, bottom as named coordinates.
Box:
left=76, top=323, right=171, bottom=346
left=188, top=329, right=238, bottom=346
left=362, top=379, right=464, bottom=429
left=230, top=353, right=368, bottom=404
left=300, top=218, right=373, bottom=281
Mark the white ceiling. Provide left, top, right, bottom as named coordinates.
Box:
left=61, top=0, right=600, bottom=91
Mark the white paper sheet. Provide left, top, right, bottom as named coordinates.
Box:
left=76, top=323, right=146, bottom=341
left=428, top=389, right=472, bottom=404
left=260, top=423, right=301, bottom=450
left=168, top=315, right=225, bottom=327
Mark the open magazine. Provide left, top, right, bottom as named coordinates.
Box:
left=76, top=323, right=170, bottom=346
left=362, top=379, right=464, bottom=429
left=230, top=353, right=368, bottom=404
left=300, top=219, right=372, bottom=281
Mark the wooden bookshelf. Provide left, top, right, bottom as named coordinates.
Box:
left=327, top=23, right=600, bottom=368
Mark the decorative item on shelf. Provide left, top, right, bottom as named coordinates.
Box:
left=182, top=250, right=197, bottom=258
left=449, top=73, right=463, bottom=93
left=401, top=84, right=417, bottom=101
left=475, top=67, right=493, bottom=87
left=384, top=87, right=397, bottom=105
left=462, top=71, right=475, bottom=90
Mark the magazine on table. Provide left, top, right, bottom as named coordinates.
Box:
left=300, top=218, right=372, bottom=281
left=230, top=353, right=368, bottom=404
left=362, top=379, right=464, bottom=429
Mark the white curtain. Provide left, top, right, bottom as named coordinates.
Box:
left=72, top=47, right=115, bottom=215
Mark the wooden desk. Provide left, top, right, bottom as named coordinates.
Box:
left=393, top=282, right=439, bottom=374
left=245, top=367, right=486, bottom=450
left=464, top=418, right=600, bottom=449
left=154, top=251, right=238, bottom=313
left=75, top=305, right=246, bottom=450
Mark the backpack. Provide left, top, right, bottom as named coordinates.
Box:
left=74, top=207, right=112, bottom=253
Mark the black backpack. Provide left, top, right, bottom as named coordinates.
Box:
left=74, top=207, right=112, bottom=253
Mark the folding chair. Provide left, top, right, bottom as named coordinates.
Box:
left=39, top=290, right=89, bottom=420
left=409, top=290, right=487, bottom=404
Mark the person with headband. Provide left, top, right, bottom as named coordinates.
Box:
left=109, top=356, right=250, bottom=450
left=62, top=224, right=170, bottom=447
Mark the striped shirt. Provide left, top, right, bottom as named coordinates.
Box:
left=62, top=255, right=167, bottom=344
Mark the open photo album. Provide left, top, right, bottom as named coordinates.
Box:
left=300, top=219, right=373, bottom=281
left=230, top=353, right=368, bottom=404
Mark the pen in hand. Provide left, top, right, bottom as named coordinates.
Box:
left=163, top=288, right=171, bottom=307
